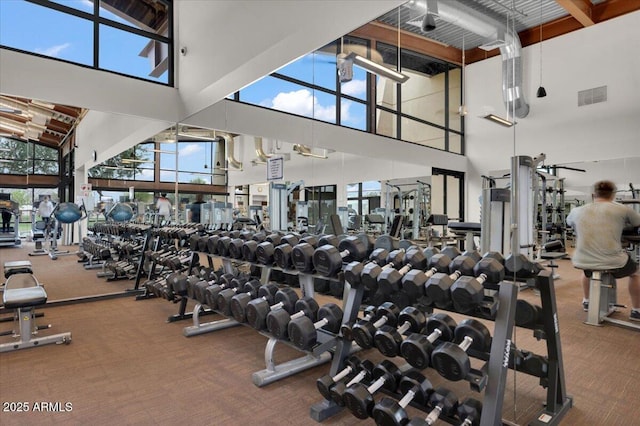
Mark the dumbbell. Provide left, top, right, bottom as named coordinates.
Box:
left=430, top=318, right=492, bottom=381
left=400, top=313, right=457, bottom=369
left=505, top=253, right=543, bottom=278
left=422, top=246, right=439, bottom=262
left=352, top=302, right=400, bottom=349
left=423, top=269, right=464, bottom=309
left=461, top=250, right=482, bottom=263
left=360, top=250, right=405, bottom=292
left=401, top=253, right=452, bottom=301
left=440, top=245, right=461, bottom=260
left=273, top=234, right=301, bottom=269
left=343, top=248, right=390, bottom=287
left=255, top=234, right=284, bottom=265
left=316, top=356, right=372, bottom=402
left=165, top=272, right=189, bottom=300
left=456, top=397, right=483, bottom=426
left=482, top=251, right=504, bottom=264
left=373, top=306, right=426, bottom=358
left=406, top=386, right=458, bottom=425
left=289, top=235, right=323, bottom=272
left=230, top=282, right=279, bottom=323
left=245, top=286, right=299, bottom=330
left=312, top=237, right=367, bottom=277
left=217, top=236, right=233, bottom=257
left=450, top=257, right=505, bottom=313
left=203, top=278, right=240, bottom=309
left=448, top=253, right=478, bottom=277
left=340, top=305, right=376, bottom=341
left=227, top=238, right=245, bottom=259
left=372, top=370, right=434, bottom=426
left=329, top=360, right=376, bottom=407
left=216, top=279, right=261, bottom=316
left=266, top=297, right=319, bottom=339
left=343, top=360, right=402, bottom=419
left=377, top=248, right=427, bottom=294
left=288, top=303, right=343, bottom=350
left=515, top=299, right=543, bottom=327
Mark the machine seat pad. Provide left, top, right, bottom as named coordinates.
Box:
left=4, top=261, right=33, bottom=278
left=3, top=275, right=47, bottom=309
left=448, top=222, right=481, bottom=232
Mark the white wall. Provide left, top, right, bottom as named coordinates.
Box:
left=183, top=99, right=468, bottom=206
left=464, top=10, right=640, bottom=221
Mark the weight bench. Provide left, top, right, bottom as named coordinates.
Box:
left=583, top=270, right=640, bottom=331
left=4, top=260, right=33, bottom=278
left=0, top=274, right=72, bottom=352
left=447, top=221, right=481, bottom=252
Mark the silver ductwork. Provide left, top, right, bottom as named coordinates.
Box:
left=431, top=0, right=530, bottom=118
left=254, top=137, right=272, bottom=162
left=220, top=132, right=242, bottom=169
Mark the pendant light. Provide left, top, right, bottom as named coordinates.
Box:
left=537, top=0, right=547, bottom=98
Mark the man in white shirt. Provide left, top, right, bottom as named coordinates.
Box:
left=155, top=193, right=172, bottom=221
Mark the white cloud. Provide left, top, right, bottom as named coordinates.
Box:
left=179, top=144, right=203, bottom=157
left=269, top=89, right=337, bottom=121
left=341, top=78, right=366, bottom=97
left=35, top=43, right=71, bottom=58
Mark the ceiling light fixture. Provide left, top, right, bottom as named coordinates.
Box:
left=346, top=53, right=410, bottom=84
left=484, top=113, right=515, bottom=127
left=537, top=0, right=547, bottom=98
left=121, top=158, right=153, bottom=164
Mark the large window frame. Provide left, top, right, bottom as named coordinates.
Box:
left=235, top=33, right=464, bottom=154
left=0, top=0, right=173, bottom=85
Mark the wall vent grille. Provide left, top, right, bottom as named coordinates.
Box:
left=578, top=86, right=607, bottom=106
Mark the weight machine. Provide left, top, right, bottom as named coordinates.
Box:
left=268, top=180, right=304, bottom=232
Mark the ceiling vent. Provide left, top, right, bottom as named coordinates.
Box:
left=578, top=86, right=607, bottom=107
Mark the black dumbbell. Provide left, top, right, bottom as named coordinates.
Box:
left=482, top=251, right=504, bottom=264
left=515, top=299, right=543, bottom=327
left=228, top=238, right=245, bottom=259
left=230, top=282, right=279, bottom=323
left=424, top=270, right=464, bottom=309
left=245, top=287, right=299, bottom=330
left=440, top=245, right=461, bottom=260
left=204, top=277, right=242, bottom=309
left=341, top=305, right=376, bottom=341
left=377, top=248, right=427, bottom=294
left=329, top=360, right=376, bottom=407
left=448, top=254, right=478, bottom=277
left=400, top=313, right=457, bottom=369
left=288, top=303, right=344, bottom=350
left=430, top=318, right=492, bottom=381
left=316, top=356, right=372, bottom=402
left=372, top=370, right=434, bottom=426
left=273, top=234, right=301, bottom=269
left=450, top=257, right=505, bottom=313
left=343, top=248, right=389, bottom=287
left=505, top=253, right=542, bottom=278
left=401, top=253, right=452, bottom=301
left=457, top=397, right=483, bottom=426
left=352, top=302, right=400, bottom=349
left=255, top=234, right=283, bottom=265
left=216, top=279, right=261, bottom=316
left=461, top=250, right=482, bottom=263
left=266, top=297, right=319, bottom=339
left=406, top=386, right=458, bottom=425
left=343, top=360, right=401, bottom=419
left=374, top=306, right=426, bottom=358
left=313, top=236, right=367, bottom=277
left=360, top=250, right=405, bottom=292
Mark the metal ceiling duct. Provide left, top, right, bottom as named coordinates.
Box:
left=431, top=0, right=530, bottom=118
left=254, top=137, right=272, bottom=162
left=220, top=132, right=243, bottom=169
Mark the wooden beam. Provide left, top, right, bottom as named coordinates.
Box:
left=556, top=0, right=595, bottom=27
left=88, top=178, right=228, bottom=196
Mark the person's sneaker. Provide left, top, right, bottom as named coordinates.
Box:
left=582, top=301, right=589, bottom=311
left=630, top=310, right=640, bottom=322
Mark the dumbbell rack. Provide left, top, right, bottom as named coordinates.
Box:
left=310, top=269, right=571, bottom=426
left=184, top=250, right=356, bottom=387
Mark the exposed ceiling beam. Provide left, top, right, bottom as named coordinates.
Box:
left=556, top=0, right=595, bottom=27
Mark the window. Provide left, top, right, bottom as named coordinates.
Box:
left=305, top=185, right=337, bottom=228
left=0, top=0, right=172, bottom=85
left=0, top=137, right=58, bottom=175
left=235, top=32, right=463, bottom=154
